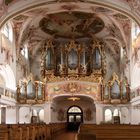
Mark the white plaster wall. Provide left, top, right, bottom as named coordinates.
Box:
left=19, top=107, right=31, bottom=123
left=131, top=108, right=140, bottom=124
left=39, top=109, right=44, bottom=122
left=120, top=107, right=130, bottom=124
left=6, top=107, right=16, bottom=124
left=44, top=103, right=51, bottom=124
left=51, top=102, right=59, bottom=123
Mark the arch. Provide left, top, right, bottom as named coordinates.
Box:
left=39, top=109, right=44, bottom=122
left=67, top=105, right=83, bottom=131
left=32, top=109, right=37, bottom=116
left=0, top=1, right=140, bottom=29
left=1, top=21, right=13, bottom=42
left=113, top=109, right=119, bottom=116
left=113, top=108, right=121, bottom=124
left=105, top=109, right=112, bottom=122
left=67, top=105, right=82, bottom=113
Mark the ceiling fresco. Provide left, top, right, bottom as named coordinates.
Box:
left=11, top=5, right=131, bottom=64
left=39, top=12, right=104, bottom=38
left=6, top=2, right=131, bottom=79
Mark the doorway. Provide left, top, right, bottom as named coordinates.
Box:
left=67, top=106, right=83, bottom=131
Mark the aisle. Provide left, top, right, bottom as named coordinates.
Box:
left=53, top=132, right=77, bottom=140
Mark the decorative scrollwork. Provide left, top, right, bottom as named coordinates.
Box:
left=45, top=73, right=102, bottom=83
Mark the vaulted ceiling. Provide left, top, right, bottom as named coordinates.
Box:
left=11, top=4, right=131, bottom=61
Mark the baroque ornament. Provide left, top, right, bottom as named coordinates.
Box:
left=64, top=82, right=81, bottom=93
left=45, top=73, right=102, bottom=83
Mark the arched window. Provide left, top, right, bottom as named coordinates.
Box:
left=113, top=109, right=119, bottom=116
left=21, top=44, right=28, bottom=59
left=131, top=22, right=140, bottom=40
left=113, top=108, right=121, bottom=124
left=68, top=106, right=82, bottom=113
left=2, top=23, right=13, bottom=42
left=39, top=109, right=44, bottom=122
left=32, top=109, right=37, bottom=116
left=67, top=106, right=83, bottom=131
left=105, top=109, right=112, bottom=122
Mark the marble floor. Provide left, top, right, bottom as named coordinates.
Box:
left=53, top=132, right=77, bottom=140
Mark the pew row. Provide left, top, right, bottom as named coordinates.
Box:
left=0, top=123, right=67, bottom=140
left=78, top=124, right=140, bottom=140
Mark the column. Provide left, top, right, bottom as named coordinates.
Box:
left=95, top=103, right=104, bottom=124
left=16, top=106, right=20, bottom=124
left=44, top=101, right=52, bottom=124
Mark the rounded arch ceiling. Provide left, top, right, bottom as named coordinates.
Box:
left=52, top=94, right=95, bottom=104
left=0, top=0, right=140, bottom=27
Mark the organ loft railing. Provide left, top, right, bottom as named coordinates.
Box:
left=40, top=39, right=106, bottom=82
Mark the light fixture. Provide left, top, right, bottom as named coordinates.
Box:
left=67, top=93, right=80, bottom=101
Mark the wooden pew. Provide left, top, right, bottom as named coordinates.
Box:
left=78, top=124, right=140, bottom=140
left=49, top=123, right=67, bottom=140
left=9, top=124, right=22, bottom=140
left=0, top=125, right=9, bottom=140
left=77, top=133, right=96, bottom=140
left=0, top=123, right=67, bottom=140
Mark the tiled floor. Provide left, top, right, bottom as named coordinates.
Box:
left=53, top=132, right=77, bottom=140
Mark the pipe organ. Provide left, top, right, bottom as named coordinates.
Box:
left=41, top=39, right=106, bottom=78
left=100, top=73, right=130, bottom=104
